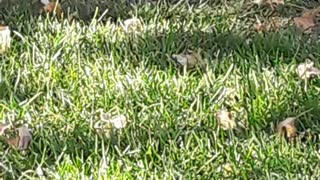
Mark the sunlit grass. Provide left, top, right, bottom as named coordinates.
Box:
left=0, top=1, right=320, bottom=179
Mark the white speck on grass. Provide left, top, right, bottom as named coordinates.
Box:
left=40, top=0, right=50, bottom=5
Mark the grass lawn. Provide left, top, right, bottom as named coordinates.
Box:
left=1, top=0, right=320, bottom=179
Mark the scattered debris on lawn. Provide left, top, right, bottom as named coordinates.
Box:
left=296, top=60, right=320, bottom=80
left=171, top=49, right=207, bottom=72
left=0, top=25, right=11, bottom=54
left=216, top=109, right=236, bottom=130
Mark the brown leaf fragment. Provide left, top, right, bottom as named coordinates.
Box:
left=171, top=49, right=207, bottom=72
left=296, top=61, right=320, bottom=80
left=277, top=109, right=313, bottom=140
left=216, top=109, right=236, bottom=130
left=277, top=117, right=297, bottom=139
left=254, top=18, right=267, bottom=33
left=39, top=1, right=63, bottom=19
left=294, top=9, right=318, bottom=33
left=6, top=126, right=32, bottom=150
left=6, top=137, right=19, bottom=148
left=0, top=123, right=11, bottom=136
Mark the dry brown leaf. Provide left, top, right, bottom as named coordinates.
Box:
left=277, top=117, right=297, bottom=139
left=0, top=25, right=11, bottom=54
left=294, top=9, right=318, bottom=33
left=216, top=109, right=236, bottom=130
left=277, top=109, right=313, bottom=139
left=296, top=61, right=320, bottom=80
left=7, top=126, right=32, bottom=150
left=6, top=137, right=20, bottom=148
left=172, top=49, right=207, bottom=71
left=254, top=18, right=267, bottom=33
left=0, top=123, right=11, bottom=136
left=39, top=1, right=63, bottom=19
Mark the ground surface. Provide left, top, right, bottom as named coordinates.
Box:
left=1, top=0, right=320, bottom=179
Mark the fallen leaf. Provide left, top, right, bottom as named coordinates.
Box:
left=6, top=137, right=19, bottom=148
left=254, top=18, right=267, bottom=33
left=39, top=1, right=63, bottom=19
left=101, top=113, right=127, bottom=129
left=277, top=117, right=297, bottom=139
left=0, top=25, right=11, bottom=54
left=296, top=61, right=320, bottom=80
left=0, top=123, right=11, bottom=136
left=277, top=109, right=313, bottom=139
left=122, top=17, right=143, bottom=33
left=172, top=49, right=207, bottom=71
left=7, top=126, right=32, bottom=150
left=216, top=109, right=236, bottom=130
left=294, top=9, right=317, bottom=33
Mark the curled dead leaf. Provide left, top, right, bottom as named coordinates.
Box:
left=216, top=109, right=236, bottom=130
left=277, top=117, right=297, bottom=139
left=0, top=25, right=11, bottom=54
left=294, top=9, right=318, bottom=33
left=277, top=109, right=313, bottom=139
left=171, top=49, right=207, bottom=71
left=0, top=123, right=11, bottom=136
left=6, top=125, right=32, bottom=150
left=296, top=61, right=320, bottom=80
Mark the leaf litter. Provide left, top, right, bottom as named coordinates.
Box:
left=0, top=25, right=11, bottom=54
left=171, top=49, right=207, bottom=72
left=122, top=17, right=143, bottom=33
left=277, top=108, right=313, bottom=140
left=1, top=125, right=33, bottom=150
left=216, top=109, right=236, bottom=130
left=296, top=60, right=320, bottom=80
left=293, top=9, right=317, bottom=33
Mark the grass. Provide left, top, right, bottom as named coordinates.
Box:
left=1, top=0, right=320, bottom=179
